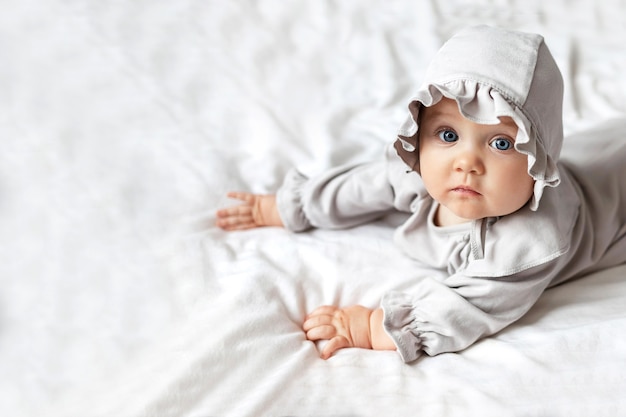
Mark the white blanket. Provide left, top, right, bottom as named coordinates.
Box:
left=2, top=1, right=626, bottom=416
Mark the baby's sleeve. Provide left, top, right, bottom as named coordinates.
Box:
left=381, top=261, right=559, bottom=362
left=276, top=145, right=424, bottom=232
left=275, top=169, right=313, bottom=232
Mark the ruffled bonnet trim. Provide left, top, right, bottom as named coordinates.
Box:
left=395, top=80, right=560, bottom=211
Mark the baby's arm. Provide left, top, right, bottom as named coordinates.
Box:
left=216, top=192, right=284, bottom=231
left=303, top=305, right=396, bottom=359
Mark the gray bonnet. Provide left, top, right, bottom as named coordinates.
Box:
left=394, top=25, right=564, bottom=210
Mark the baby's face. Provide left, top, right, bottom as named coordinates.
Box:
left=418, top=98, right=534, bottom=225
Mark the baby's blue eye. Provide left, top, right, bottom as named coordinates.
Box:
left=491, top=138, right=513, bottom=151
left=438, top=130, right=458, bottom=143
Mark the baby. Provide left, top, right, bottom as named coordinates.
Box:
left=216, top=26, right=626, bottom=362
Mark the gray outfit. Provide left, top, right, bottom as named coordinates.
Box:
left=276, top=26, right=626, bottom=362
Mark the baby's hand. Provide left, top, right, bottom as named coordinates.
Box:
left=216, top=192, right=283, bottom=231
left=303, top=305, right=374, bottom=359
left=303, top=306, right=396, bottom=359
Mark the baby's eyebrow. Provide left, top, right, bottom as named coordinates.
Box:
left=497, top=116, right=518, bottom=127
left=423, top=107, right=452, bottom=119
left=421, top=111, right=456, bottom=126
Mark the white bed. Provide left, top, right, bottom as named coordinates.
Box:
left=2, top=1, right=626, bottom=416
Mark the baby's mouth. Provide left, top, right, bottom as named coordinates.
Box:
left=451, top=186, right=481, bottom=196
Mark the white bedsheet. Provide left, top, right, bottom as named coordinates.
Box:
left=2, top=1, right=626, bottom=416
